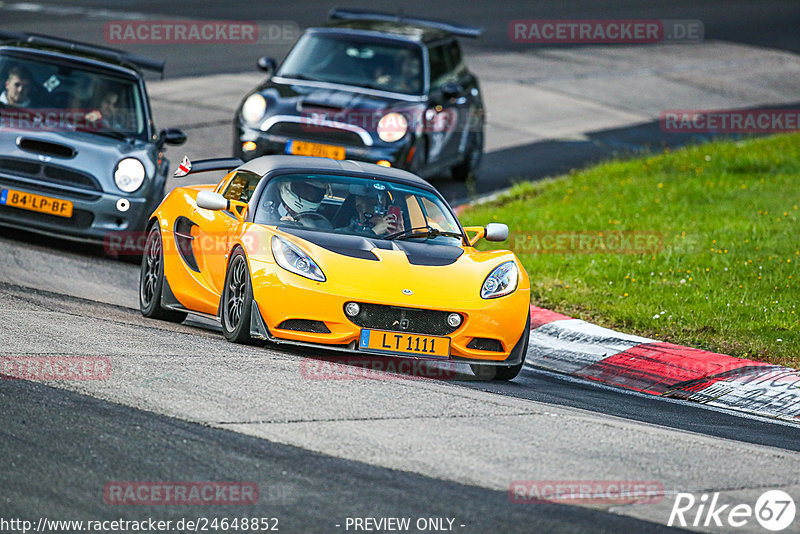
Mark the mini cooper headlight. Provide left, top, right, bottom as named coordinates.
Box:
left=114, top=158, right=146, bottom=193
left=271, top=236, right=325, bottom=282
left=377, top=112, right=408, bottom=143
left=481, top=261, right=519, bottom=299
left=242, top=93, right=267, bottom=124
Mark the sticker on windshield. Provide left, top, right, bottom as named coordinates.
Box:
left=373, top=183, right=386, bottom=190
left=43, top=75, right=61, bottom=93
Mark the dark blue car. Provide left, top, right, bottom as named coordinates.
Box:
left=234, top=9, right=485, bottom=181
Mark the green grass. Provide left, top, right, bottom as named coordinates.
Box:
left=461, top=134, right=799, bottom=368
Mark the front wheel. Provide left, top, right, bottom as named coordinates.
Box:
left=139, top=225, right=187, bottom=323
left=451, top=129, right=483, bottom=182
left=221, top=249, right=256, bottom=344
left=470, top=314, right=530, bottom=381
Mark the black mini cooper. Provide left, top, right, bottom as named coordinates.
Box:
left=234, top=9, right=485, bottom=181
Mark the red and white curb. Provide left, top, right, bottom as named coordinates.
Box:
left=525, top=306, right=800, bottom=425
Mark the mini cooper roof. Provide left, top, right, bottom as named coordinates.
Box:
left=0, top=31, right=165, bottom=77
left=324, top=8, right=483, bottom=43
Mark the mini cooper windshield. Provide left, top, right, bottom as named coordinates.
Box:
left=277, top=32, right=425, bottom=95
left=0, top=51, right=147, bottom=141
left=252, top=174, right=463, bottom=245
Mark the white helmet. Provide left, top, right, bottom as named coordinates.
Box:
left=279, top=181, right=325, bottom=215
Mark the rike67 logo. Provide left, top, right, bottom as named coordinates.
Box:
left=668, top=490, right=795, bottom=531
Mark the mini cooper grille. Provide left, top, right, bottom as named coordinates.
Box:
left=267, top=122, right=365, bottom=147
left=0, top=157, right=101, bottom=191
left=466, top=338, right=504, bottom=352
left=278, top=319, right=331, bottom=333
left=346, top=304, right=461, bottom=336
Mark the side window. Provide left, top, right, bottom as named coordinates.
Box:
left=427, top=44, right=450, bottom=89
left=446, top=40, right=465, bottom=78
left=419, top=196, right=458, bottom=233
left=222, top=171, right=261, bottom=203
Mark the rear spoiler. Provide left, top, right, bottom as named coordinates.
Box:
left=329, top=8, right=483, bottom=39
left=0, top=31, right=166, bottom=75
left=174, top=156, right=244, bottom=178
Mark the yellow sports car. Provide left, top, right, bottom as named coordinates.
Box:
left=139, top=155, right=530, bottom=380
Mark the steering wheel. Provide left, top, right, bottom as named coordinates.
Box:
left=294, top=211, right=333, bottom=230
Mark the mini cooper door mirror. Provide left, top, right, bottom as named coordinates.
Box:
left=441, top=82, right=463, bottom=101
left=196, top=191, right=229, bottom=211
left=257, top=56, right=277, bottom=73
left=158, top=128, right=187, bottom=147
left=484, top=223, right=509, bottom=242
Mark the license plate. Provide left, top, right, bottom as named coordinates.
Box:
left=287, top=140, right=345, bottom=160
left=0, top=189, right=73, bottom=218
left=359, top=329, right=450, bottom=358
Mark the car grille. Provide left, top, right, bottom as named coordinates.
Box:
left=267, top=122, right=365, bottom=147
left=0, top=157, right=101, bottom=192
left=347, top=303, right=461, bottom=336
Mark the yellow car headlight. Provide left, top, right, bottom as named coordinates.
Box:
left=271, top=236, right=325, bottom=282
left=481, top=261, right=518, bottom=299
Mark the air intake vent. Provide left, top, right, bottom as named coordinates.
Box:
left=278, top=319, right=331, bottom=333
left=466, top=338, right=504, bottom=352
left=18, top=138, right=76, bottom=159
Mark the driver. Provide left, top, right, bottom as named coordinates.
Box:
left=337, top=189, right=400, bottom=237
left=275, top=179, right=327, bottom=223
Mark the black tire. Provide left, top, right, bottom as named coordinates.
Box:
left=221, top=249, right=255, bottom=344
left=451, top=129, right=484, bottom=182
left=470, top=314, right=530, bottom=381
left=139, top=225, right=187, bottom=323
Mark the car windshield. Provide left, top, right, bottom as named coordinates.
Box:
left=254, top=173, right=463, bottom=245
left=277, top=32, right=424, bottom=95
left=0, top=50, right=147, bottom=141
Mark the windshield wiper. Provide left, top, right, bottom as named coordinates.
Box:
left=279, top=73, right=321, bottom=82
left=82, top=127, right=136, bottom=144
left=385, top=225, right=463, bottom=241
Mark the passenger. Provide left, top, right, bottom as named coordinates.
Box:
left=337, top=189, right=399, bottom=237
left=85, top=84, right=123, bottom=128
left=0, top=65, right=33, bottom=107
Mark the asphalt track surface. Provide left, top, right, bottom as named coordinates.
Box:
left=2, top=379, right=693, bottom=534
left=2, top=2, right=800, bottom=533
left=1, top=229, right=799, bottom=533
